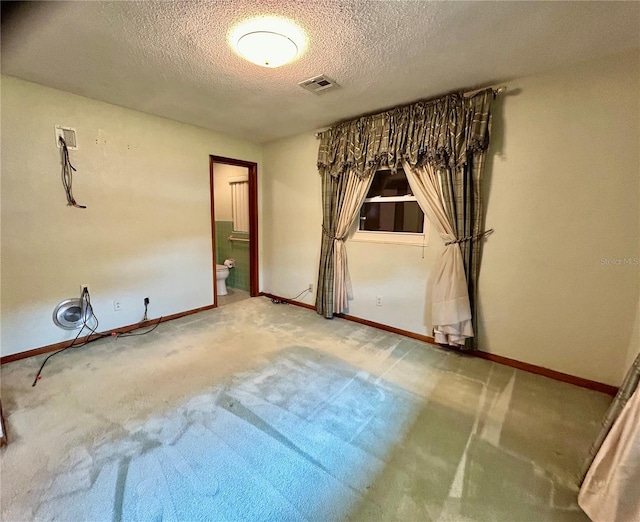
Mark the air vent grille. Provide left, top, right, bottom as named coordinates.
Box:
left=298, top=75, right=339, bottom=94
left=55, top=125, right=78, bottom=150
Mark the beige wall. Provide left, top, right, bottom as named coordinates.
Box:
left=262, top=134, right=325, bottom=307
left=479, top=49, right=639, bottom=386
left=1, top=76, right=262, bottom=357
left=262, top=49, right=640, bottom=386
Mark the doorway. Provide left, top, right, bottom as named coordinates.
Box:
left=209, top=156, right=258, bottom=308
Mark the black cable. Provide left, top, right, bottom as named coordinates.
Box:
left=32, top=291, right=162, bottom=386
left=271, top=288, right=310, bottom=304
left=32, top=288, right=104, bottom=386
left=115, top=316, right=163, bottom=338
left=59, top=136, right=86, bottom=209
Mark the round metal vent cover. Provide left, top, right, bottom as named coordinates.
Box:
left=53, top=298, right=84, bottom=330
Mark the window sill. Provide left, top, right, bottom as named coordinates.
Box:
left=351, top=231, right=428, bottom=247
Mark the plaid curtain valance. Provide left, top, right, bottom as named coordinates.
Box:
left=317, top=89, right=494, bottom=178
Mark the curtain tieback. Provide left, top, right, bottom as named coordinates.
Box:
left=322, top=226, right=343, bottom=241
left=445, top=229, right=494, bottom=246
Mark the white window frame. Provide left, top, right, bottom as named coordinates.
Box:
left=351, top=170, right=429, bottom=246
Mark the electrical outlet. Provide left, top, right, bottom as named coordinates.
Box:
left=113, top=300, right=122, bottom=312
left=80, top=284, right=90, bottom=295
left=308, top=283, right=313, bottom=293
left=376, top=295, right=383, bottom=307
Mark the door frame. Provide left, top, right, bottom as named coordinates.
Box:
left=209, top=155, right=259, bottom=307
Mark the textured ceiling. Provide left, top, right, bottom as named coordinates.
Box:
left=2, top=1, right=639, bottom=144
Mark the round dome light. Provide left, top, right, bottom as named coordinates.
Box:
left=236, top=31, right=298, bottom=68
left=230, top=17, right=306, bottom=68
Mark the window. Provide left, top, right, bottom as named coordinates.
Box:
left=352, top=167, right=428, bottom=245
left=229, top=177, right=249, bottom=233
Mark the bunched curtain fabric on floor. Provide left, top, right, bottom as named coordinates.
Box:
left=315, top=90, right=494, bottom=339
left=578, top=353, right=640, bottom=522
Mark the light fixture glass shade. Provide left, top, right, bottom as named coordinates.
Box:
left=236, top=31, right=298, bottom=68
left=230, top=17, right=306, bottom=68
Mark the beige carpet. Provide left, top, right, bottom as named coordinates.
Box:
left=0, top=297, right=611, bottom=521
left=217, top=287, right=251, bottom=308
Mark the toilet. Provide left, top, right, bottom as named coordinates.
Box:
left=216, top=264, right=230, bottom=295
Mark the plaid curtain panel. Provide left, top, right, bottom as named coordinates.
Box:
left=440, top=152, right=488, bottom=350
left=316, top=172, right=338, bottom=318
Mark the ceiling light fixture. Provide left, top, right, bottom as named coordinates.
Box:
left=230, top=17, right=306, bottom=68
left=237, top=31, right=297, bottom=68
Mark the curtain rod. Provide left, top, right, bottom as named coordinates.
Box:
left=314, top=85, right=507, bottom=138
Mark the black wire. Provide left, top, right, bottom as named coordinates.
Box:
left=59, top=137, right=86, bottom=209
left=271, top=288, right=310, bottom=304
left=68, top=298, right=104, bottom=350
left=32, top=291, right=162, bottom=386
left=32, top=289, right=103, bottom=386
left=115, top=316, right=163, bottom=338
left=289, top=289, right=310, bottom=300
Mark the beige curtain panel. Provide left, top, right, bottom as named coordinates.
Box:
left=403, top=161, right=472, bottom=346
left=333, top=170, right=375, bottom=313
left=578, top=352, right=640, bottom=522
left=578, top=386, right=640, bottom=521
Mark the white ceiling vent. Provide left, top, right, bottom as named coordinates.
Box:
left=298, top=75, right=339, bottom=94
left=55, top=125, right=78, bottom=150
